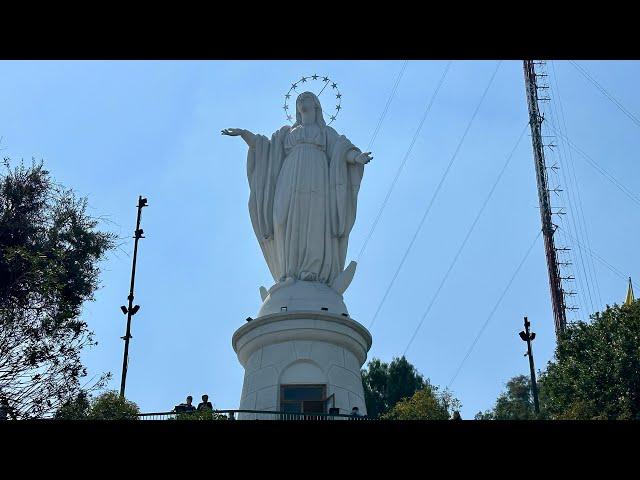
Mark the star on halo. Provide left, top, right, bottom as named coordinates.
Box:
left=283, top=74, right=342, bottom=125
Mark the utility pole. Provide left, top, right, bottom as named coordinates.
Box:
left=119, top=195, right=148, bottom=398
left=523, top=60, right=568, bottom=338
left=519, top=316, right=540, bottom=415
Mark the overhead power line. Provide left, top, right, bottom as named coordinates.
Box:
left=447, top=228, right=543, bottom=389
left=549, top=60, right=602, bottom=311
left=569, top=60, right=640, bottom=129
left=563, top=229, right=637, bottom=295
left=402, top=121, right=529, bottom=355
left=357, top=61, right=452, bottom=262
left=540, top=63, right=595, bottom=315
left=545, top=124, right=640, bottom=208
left=368, top=61, right=502, bottom=330
left=366, top=60, right=409, bottom=151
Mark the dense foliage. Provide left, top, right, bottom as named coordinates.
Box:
left=0, top=160, right=115, bottom=418
left=175, top=409, right=228, bottom=421
left=540, top=300, right=640, bottom=420
left=383, top=382, right=461, bottom=420
left=56, top=390, right=140, bottom=420
left=87, top=391, right=140, bottom=420
left=475, top=375, right=539, bottom=420
left=362, top=356, right=445, bottom=418
left=479, top=300, right=640, bottom=420
left=54, top=390, right=91, bottom=420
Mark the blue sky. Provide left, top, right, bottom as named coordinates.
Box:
left=1, top=60, right=638, bottom=418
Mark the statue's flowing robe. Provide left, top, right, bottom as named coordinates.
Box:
left=246, top=125, right=363, bottom=286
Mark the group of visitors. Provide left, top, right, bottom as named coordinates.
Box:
left=174, top=394, right=213, bottom=413
left=173, top=395, right=365, bottom=417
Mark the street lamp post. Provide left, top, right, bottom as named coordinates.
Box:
left=519, top=316, right=540, bottom=415
left=119, top=195, right=148, bottom=398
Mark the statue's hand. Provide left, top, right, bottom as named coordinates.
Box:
left=222, top=128, right=256, bottom=148
left=354, top=151, right=373, bottom=165
left=221, top=128, right=244, bottom=137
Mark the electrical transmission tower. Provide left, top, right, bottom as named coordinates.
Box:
left=523, top=60, right=569, bottom=338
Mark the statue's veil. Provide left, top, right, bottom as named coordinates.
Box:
left=292, top=92, right=327, bottom=129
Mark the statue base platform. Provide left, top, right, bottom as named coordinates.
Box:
left=232, top=311, right=372, bottom=419
left=257, top=279, right=349, bottom=318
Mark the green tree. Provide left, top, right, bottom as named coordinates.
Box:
left=383, top=382, right=461, bottom=420
left=478, top=301, right=640, bottom=420
left=361, top=356, right=426, bottom=418
left=54, top=390, right=91, bottom=420
left=55, top=390, right=140, bottom=420
left=475, top=375, right=542, bottom=420
left=0, top=160, right=115, bottom=418
left=87, top=391, right=140, bottom=420
left=175, top=409, right=228, bottom=421
left=540, top=300, right=640, bottom=420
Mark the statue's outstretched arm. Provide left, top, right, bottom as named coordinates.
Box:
left=346, top=149, right=373, bottom=165
left=221, top=128, right=256, bottom=149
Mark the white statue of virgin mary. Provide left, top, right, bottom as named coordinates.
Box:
left=223, top=91, right=372, bottom=300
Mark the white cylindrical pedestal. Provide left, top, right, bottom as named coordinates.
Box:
left=232, top=311, right=372, bottom=419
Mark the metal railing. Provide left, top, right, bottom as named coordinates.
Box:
left=137, top=409, right=371, bottom=421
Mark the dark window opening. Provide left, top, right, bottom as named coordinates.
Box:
left=280, top=384, right=326, bottom=414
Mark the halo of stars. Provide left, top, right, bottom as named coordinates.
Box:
left=283, top=74, right=342, bottom=125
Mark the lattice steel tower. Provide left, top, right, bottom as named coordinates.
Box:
left=523, top=60, right=568, bottom=338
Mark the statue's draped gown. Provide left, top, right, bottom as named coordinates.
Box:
left=246, top=123, right=363, bottom=288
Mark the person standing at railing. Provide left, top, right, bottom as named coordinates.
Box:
left=197, top=394, right=213, bottom=411
left=174, top=395, right=196, bottom=413
left=351, top=406, right=361, bottom=417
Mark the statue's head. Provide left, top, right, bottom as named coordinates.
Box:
left=294, top=91, right=326, bottom=128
